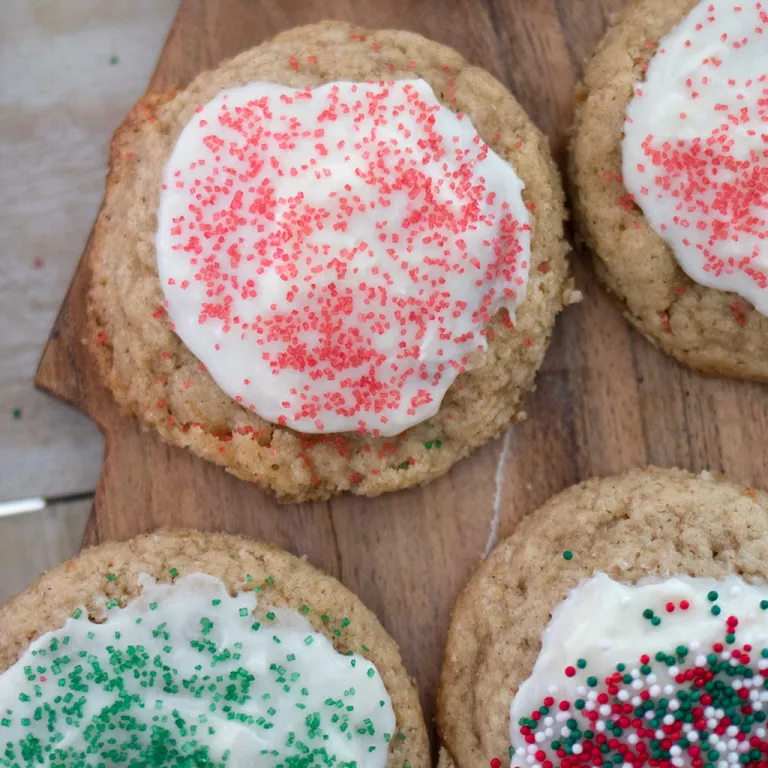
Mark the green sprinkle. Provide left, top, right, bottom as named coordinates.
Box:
left=11, top=408, right=22, bottom=420
left=4, top=573, right=390, bottom=765
left=109, top=55, right=120, bottom=65
left=707, top=590, right=719, bottom=602
left=106, top=573, right=117, bottom=582
left=563, top=550, right=573, bottom=561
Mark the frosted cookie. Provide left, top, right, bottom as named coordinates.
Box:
left=437, top=466, right=768, bottom=767
left=88, top=21, right=573, bottom=501
left=0, top=530, right=428, bottom=767
left=571, top=0, right=768, bottom=379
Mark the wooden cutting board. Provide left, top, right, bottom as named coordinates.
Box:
left=34, top=0, right=768, bottom=743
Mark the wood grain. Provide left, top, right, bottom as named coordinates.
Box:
left=35, top=0, right=768, bottom=747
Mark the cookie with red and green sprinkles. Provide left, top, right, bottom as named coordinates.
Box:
left=570, top=0, right=768, bottom=380
left=437, top=466, right=768, bottom=768
left=87, top=20, right=574, bottom=502
left=0, top=529, right=428, bottom=767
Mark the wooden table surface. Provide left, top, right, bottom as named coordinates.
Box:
left=0, top=0, right=178, bottom=602
left=31, top=0, right=768, bottom=744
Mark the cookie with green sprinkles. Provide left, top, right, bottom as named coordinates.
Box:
left=437, top=466, right=768, bottom=768
left=0, top=529, right=428, bottom=767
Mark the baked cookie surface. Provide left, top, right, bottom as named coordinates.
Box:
left=570, top=0, right=768, bottom=380
left=88, top=21, right=572, bottom=502
left=437, top=466, right=768, bottom=767
left=0, top=529, right=428, bottom=768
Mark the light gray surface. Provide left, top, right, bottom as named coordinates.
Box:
left=0, top=0, right=178, bottom=602
left=0, top=501, right=93, bottom=603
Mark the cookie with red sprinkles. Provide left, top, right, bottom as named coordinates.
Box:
left=437, top=466, right=768, bottom=768
left=87, top=21, right=574, bottom=502
left=0, top=529, right=429, bottom=767
left=571, top=0, right=768, bottom=380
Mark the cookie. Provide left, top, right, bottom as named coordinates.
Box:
left=88, top=21, right=574, bottom=502
left=437, top=466, right=768, bottom=767
left=0, top=529, right=428, bottom=768
left=570, top=0, right=768, bottom=380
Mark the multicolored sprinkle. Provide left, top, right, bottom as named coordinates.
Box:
left=510, top=577, right=768, bottom=768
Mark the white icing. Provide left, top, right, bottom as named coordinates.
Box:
left=0, top=573, right=395, bottom=767
left=156, top=79, right=531, bottom=435
left=509, top=573, right=768, bottom=766
left=623, top=0, right=768, bottom=315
